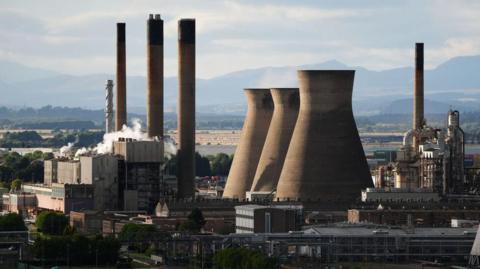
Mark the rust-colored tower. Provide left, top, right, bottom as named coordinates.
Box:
left=413, top=43, right=424, bottom=131
left=223, top=89, right=274, bottom=199
left=177, top=19, right=196, bottom=198
left=115, top=22, right=127, bottom=131
left=250, top=88, right=299, bottom=193
left=147, top=14, right=164, bottom=138
left=275, top=71, right=372, bottom=202
left=413, top=43, right=424, bottom=150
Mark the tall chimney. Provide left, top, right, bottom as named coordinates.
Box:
left=413, top=42, right=424, bottom=130
left=177, top=19, right=196, bottom=198
left=275, top=71, right=372, bottom=204
left=115, top=22, right=127, bottom=131
left=147, top=14, right=164, bottom=138
left=223, top=89, right=274, bottom=199
left=105, top=80, right=114, bottom=134
left=250, top=88, right=299, bottom=193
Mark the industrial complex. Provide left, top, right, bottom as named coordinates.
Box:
left=1, top=11, right=480, bottom=269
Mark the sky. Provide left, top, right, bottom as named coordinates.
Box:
left=1, top=0, right=480, bottom=79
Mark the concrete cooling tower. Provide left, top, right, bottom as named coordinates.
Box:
left=250, top=88, right=299, bottom=193
left=275, top=70, right=372, bottom=202
left=223, top=89, right=274, bottom=199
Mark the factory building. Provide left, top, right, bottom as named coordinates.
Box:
left=80, top=154, right=119, bottom=210
left=5, top=183, right=95, bottom=214
left=235, top=204, right=303, bottom=234
left=373, top=43, right=466, bottom=198
left=114, top=139, right=163, bottom=212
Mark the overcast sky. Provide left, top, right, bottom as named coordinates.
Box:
left=1, top=0, right=479, bottom=78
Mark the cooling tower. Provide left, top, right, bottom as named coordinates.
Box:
left=147, top=14, right=164, bottom=138
left=223, top=89, right=274, bottom=199
left=413, top=43, right=424, bottom=131
left=250, top=88, right=299, bottom=193
left=115, top=22, right=127, bottom=131
left=177, top=19, right=196, bottom=198
left=275, top=70, right=372, bottom=202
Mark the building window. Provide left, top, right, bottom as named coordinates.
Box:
left=265, top=212, right=271, bottom=233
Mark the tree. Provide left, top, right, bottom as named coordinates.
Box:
left=118, top=223, right=159, bottom=252
left=35, top=211, right=69, bottom=235
left=195, top=152, right=211, bottom=177
left=211, top=153, right=233, bottom=176
left=10, top=179, right=21, bottom=192
left=0, top=213, right=27, bottom=231
left=213, top=247, right=278, bottom=269
left=30, top=234, right=120, bottom=266
left=180, top=208, right=206, bottom=233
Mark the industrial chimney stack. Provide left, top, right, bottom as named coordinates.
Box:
left=105, top=80, right=114, bottom=134
left=413, top=42, right=424, bottom=131
left=147, top=14, right=164, bottom=138
left=177, top=19, right=196, bottom=198
left=116, top=22, right=127, bottom=131
left=223, top=89, right=274, bottom=199
left=250, top=88, right=299, bottom=193
left=275, top=71, right=372, bottom=203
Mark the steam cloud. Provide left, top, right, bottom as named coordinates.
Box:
left=58, top=118, right=177, bottom=158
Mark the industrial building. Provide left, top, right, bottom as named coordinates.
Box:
left=235, top=204, right=303, bottom=234
left=223, top=224, right=477, bottom=264
left=372, top=43, right=467, bottom=200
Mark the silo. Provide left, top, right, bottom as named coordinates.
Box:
left=275, top=70, right=372, bottom=202
left=223, top=89, right=274, bottom=199
left=250, top=88, right=299, bottom=193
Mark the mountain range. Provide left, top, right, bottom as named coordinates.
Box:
left=0, top=55, right=479, bottom=115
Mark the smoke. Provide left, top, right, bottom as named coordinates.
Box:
left=93, top=118, right=150, bottom=155
left=163, top=136, right=177, bottom=157
left=59, top=118, right=173, bottom=158
left=59, top=142, right=74, bottom=156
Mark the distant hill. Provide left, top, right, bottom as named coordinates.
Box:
left=0, top=55, right=479, bottom=115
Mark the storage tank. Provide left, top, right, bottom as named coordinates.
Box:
left=250, top=88, right=299, bottom=193
left=275, top=70, right=372, bottom=202
left=223, top=89, right=274, bottom=199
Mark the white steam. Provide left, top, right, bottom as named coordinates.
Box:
left=59, top=118, right=175, bottom=158
left=94, top=118, right=150, bottom=155
left=163, top=136, right=177, bottom=157
left=59, top=142, right=74, bottom=157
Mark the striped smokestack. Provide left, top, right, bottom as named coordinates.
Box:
left=115, top=22, right=127, bottom=131
left=147, top=14, right=164, bottom=138
left=177, top=19, right=196, bottom=198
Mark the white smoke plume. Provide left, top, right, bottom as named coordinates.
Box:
left=59, top=142, right=74, bottom=157
left=59, top=118, right=172, bottom=158
left=163, top=136, right=177, bottom=157
left=93, top=118, right=150, bottom=155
